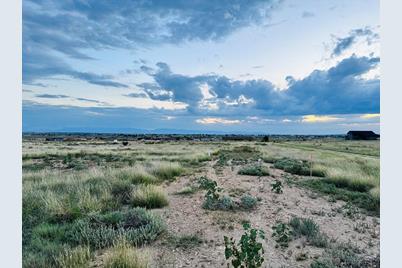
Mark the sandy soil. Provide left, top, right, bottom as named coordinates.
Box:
left=147, top=161, right=380, bottom=268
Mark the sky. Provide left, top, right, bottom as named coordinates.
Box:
left=22, top=0, right=380, bottom=134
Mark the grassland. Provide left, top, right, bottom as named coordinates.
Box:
left=22, top=137, right=380, bottom=267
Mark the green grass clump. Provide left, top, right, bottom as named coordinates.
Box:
left=104, top=240, right=149, bottom=268
left=131, top=185, right=169, bottom=209
left=238, top=165, right=270, bottom=176
left=66, top=208, right=165, bottom=249
left=299, top=179, right=380, bottom=215
left=149, top=162, right=184, bottom=181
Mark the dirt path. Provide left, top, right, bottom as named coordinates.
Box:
left=148, top=162, right=380, bottom=268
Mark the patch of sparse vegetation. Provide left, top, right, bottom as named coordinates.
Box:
left=175, top=185, right=198, bottom=195
left=310, top=243, right=365, bottom=268
left=238, top=164, right=270, bottom=176
left=166, top=234, right=203, bottom=249
left=299, top=179, right=379, bottom=215
left=224, top=222, right=265, bottom=268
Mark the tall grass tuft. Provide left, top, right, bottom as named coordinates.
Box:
left=149, top=162, right=184, bottom=181
left=104, top=240, right=149, bottom=268
left=131, top=185, right=169, bottom=209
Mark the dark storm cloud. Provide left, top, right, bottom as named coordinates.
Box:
left=23, top=0, right=282, bottom=86
left=332, top=27, right=379, bottom=57
left=139, top=55, right=379, bottom=116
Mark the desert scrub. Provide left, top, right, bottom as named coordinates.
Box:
left=224, top=222, right=265, bottom=268
left=104, top=240, right=149, bottom=268
left=272, top=222, right=292, bottom=248
left=131, top=185, right=168, bottom=209
left=238, top=165, right=270, bottom=176
left=289, top=217, right=328, bottom=248
left=271, top=180, right=283, bottom=194
left=111, top=180, right=133, bottom=205
left=149, top=162, right=184, bottom=181
left=66, top=208, right=165, bottom=249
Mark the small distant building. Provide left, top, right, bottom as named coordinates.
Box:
left=346, top=131, right=380, bottom=140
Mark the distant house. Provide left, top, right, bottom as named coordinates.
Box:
left=346, top=131, right=380, bottom=140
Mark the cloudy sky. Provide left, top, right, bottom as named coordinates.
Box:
left=22, top=0, right=380, bottom=134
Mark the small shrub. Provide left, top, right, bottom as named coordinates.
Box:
left=272, top=222, right=292, bottom=248
left=104, top=240, right=149, bottom=268
left=131, top=185, right=168, bottom=209
left=240, top=194, right=257, bottom=210
left=224, top=222, right=265, bottom=268
left=271, top=180, right=283, bottom=194
left=238, top=165, right=270, bottom=176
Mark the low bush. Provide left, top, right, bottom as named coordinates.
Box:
left=131, top=185, right=168, bottom=209
left=66, top=208, right=165, bottom=249
left=240, top=194, right=258, bottom=210
left=238, top=165, right=270, bottom=176
left=274, top=158, right=325, bottom=177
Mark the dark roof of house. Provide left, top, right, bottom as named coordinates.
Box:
left=347, top=131, right=379, bottom=137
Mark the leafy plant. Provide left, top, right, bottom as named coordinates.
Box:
left=224, top=223, right=265, bottom=268
left=272, top=222, right=291, bottom=248
left=271, top=180, right=283, bottom=194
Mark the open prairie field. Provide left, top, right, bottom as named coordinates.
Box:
left=22, top=136, right=380, bottom=268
